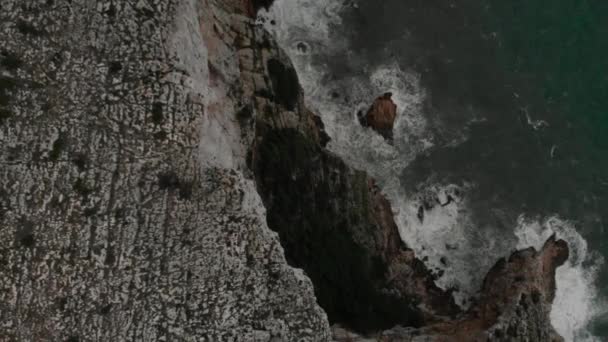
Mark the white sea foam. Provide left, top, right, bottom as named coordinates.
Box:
left=262, top=0, right=501, bottom=308
left=264, top=0, right=605, bottom=339
left=392, top=182, right=522, bottom=308
left=515, top=216, right=605, bottom=341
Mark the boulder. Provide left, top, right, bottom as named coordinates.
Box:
left=359, top=92, right=398, bottom=141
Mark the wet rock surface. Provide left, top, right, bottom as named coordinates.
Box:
left=358, top=92, right=398, bottom=141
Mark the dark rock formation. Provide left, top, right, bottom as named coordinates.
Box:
left=254, top=128, right=419, bottom=331
left=359, top=92, right=398, bottom=141
left=266, top=58, right=300, bottom=111
left=247, top=49, right=459, bottom=332
left=334, top=236, right=569, bottom=341
left=241, top=0, right=274, bottom=18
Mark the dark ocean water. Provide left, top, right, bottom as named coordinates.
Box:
left=265, top=0, right=608, bottom=338
left=338, top=0, right=608, bottom=336
left=481, top=2, right=608, bottom=336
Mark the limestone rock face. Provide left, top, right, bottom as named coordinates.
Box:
left=0, top=0, right=328, bottom=340
left=359, top=92, right=398, bottom=141
left=248, top=55, right=458, bottom=331
left=253, top=128, right=436, bottom=332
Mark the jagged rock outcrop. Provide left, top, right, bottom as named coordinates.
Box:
left=359, top=92, right=398, bottom=141
left=0, top=0, right=329, bottom=340
left=334, top=237, right=568, bottom=341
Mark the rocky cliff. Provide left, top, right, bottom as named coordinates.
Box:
left=0, top=0, right=568, bottom=341
left=0, top=0, right=329, bottom=340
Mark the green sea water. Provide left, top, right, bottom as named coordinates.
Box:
left=482, top=1, right=608, bottom=336
left=346, top=0, right=608, bottom=336
left=270, top=0, right=608, bottom=337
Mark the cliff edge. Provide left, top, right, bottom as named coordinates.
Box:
left=0, top=0, right=568, bottom=341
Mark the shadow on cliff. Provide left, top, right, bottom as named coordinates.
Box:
left=253, top=127, right=425, bottom=332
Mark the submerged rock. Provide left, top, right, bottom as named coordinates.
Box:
left=359, top=92, right=398, bottom=141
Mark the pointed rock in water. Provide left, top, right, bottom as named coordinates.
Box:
left=359, top=92, right=397, bottom=141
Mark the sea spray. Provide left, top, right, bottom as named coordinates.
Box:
left=515, top=216, right=605, bottom=341
left=262, top=1, right=605, bottom=339
left=261, top=0, right=505, bottom=308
